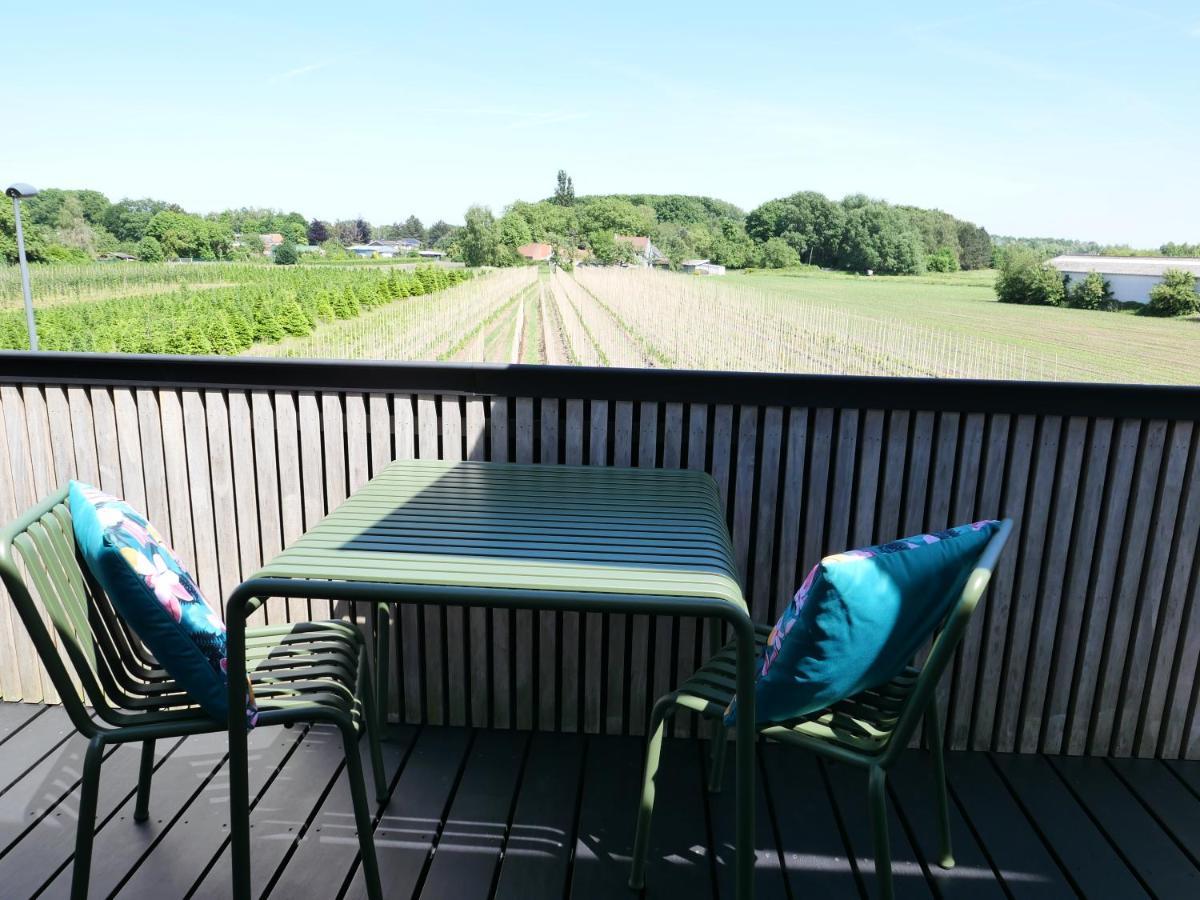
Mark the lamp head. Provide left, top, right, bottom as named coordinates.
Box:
left=5, top=184, right=38, bottom=200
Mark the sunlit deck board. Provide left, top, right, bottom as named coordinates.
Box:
left=3, top=702, right=1200, bottom=899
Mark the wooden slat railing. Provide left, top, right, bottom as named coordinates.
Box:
left=0, top=353, right=1198, bottom=758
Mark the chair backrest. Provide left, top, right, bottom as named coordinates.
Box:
left=880, top=518, right=1013, bottom=764
left=0, top=486, right=173, bottom=735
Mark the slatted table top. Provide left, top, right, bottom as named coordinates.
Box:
left=255, top=459, right=746, bottom=610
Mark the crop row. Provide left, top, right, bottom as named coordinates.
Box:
left=0, top=266, right=472, bottom=355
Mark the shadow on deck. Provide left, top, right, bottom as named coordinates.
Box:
left=2, top=701, right=1199, bottom=899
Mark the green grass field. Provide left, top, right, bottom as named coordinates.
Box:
left=724, top=268, right=1200, bottom=384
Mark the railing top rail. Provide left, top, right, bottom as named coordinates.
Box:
left=0, top=351, right=1197, bottom=419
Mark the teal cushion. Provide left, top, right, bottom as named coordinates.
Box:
left=727, top=520, right=999, bottom=726
left=69, top=481, right=256, bottom=727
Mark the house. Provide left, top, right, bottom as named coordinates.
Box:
left=614, top=234, right=664, bottom=266
left=418, top=249, right=446, bottom=259
left=398, top=237, right=422, bottom=252
left=259, top=233, right=285, bottom=254
left=681, top=258, right=726, bottom=276
left=516, top=242, right=553, bottom=262
left=1048, top=255, right=1200, bottom=304
left=98, top=252, right=138, bottom=262
left=350, top=244, right=396, bottom=259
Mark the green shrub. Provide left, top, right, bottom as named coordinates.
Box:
left=274, top=240, right=299, bottom=265
left=1141, top=268, right=1200, bottom=317
left=1067, top=271, right=1115, bottom=310
left=926, top=247, right=960, bottom=273
left=995, top=249, right=1065, bottom=306
left=760, top=236, right=802, bottom=268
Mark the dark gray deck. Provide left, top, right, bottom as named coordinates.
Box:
left=2, top=701, right=1199, bottom=899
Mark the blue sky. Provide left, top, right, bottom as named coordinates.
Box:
left=4, top=1, right=1198, bottom=246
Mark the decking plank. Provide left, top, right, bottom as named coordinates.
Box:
left=944, top=752, right=1074, bottom=898
left=274, top=726, right=417, bottom=899
left=190, top=724, right=352, bottom=898
left=0, top=737, right=177, bottom=898
left=644, top=737, right=713, bottom=898
left=1047, top=755, right=1200, bottom=897
left=991, top=753, right=1147, bottom=899
left=1107, top=757, right=1200, bottom=866
left=493, top=733, right=585, bottom=900
left=38, top=730, right=232, bottom=899
left=568, top=735, right=643, bottom=900
left=343, top=727, right=473, bottom=900
left=823, top=758, right=935, bottom=900
left=0, top=705, right=74, bottom=799
left=709, top=742, right=786, bottom=899
left=115, top=722, right=308, bottom=898
left=759, top=744, right=859, bottom=898
left=418, top=729, right=529, bottom=899
left=0, top=701, right=42, bottom=746
left=888, top=752, right=1005, bottom=899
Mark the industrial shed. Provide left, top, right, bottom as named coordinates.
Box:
left=1048, top=254, right=1200, bottom=304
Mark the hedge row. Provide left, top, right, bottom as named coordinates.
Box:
left=0, top=266, right=472, bottom=354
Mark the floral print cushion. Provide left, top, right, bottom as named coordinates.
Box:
left=726, top=520, right=1000, bottom=726
left=69, top=481, right=257, bottom=728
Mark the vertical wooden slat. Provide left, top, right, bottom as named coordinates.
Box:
left=66, top=387, right=99, bottom=487
left=825, top=409, right=858, bottom=553
left=901, top=410, right=935, bottom=536
left=561, top=399, right=584, bottom=732
left=271, top=392, right=303, bottom=624
left=1039, top=418, right=1112, bottom=755
left=228, top=391, right=264, bottom=602
left=395, top=393, right=422, bottom=724
left=158, top=390, right=196, bottom=575
left=181, top=391, right=221, bottom=624
left=440, top=395, right=469, bottom=727
left=1018, top=416, right=1086, bottom=753
left=730, top=407, right=757, bottom=590
left=135, top=389, right=170, bottom=540
left=0, top=387, right=48, bottom=700
left=876, top=409, right=910, bottom=542
left=415, top=395, right=444, bottom=726
left=851, top=409, right=885, bottom=548
left=749, top=407, right=783, bottom=623
left=89, top=388, right=123, bottom=497
left=513, top=397, right=535, bottom=731
left=368, top=393, right=402, bottom=723
left=1149, top=427, right=1200, bottom=756
left=583, top=400, right=608, bottom=735
left=111, top=388, right=146, bottom=513
left=465, top=395, right=490, bottom=728
left=203, top=391, right=243, bottom=615
left=802, top=409, right=834, bottom=568
left=538, top=398, right=560, bottom=732
left=252, top=391, right=284, bottom=627
left=627, top=401, right=658, bottom=736
left=489, top=396, right=511, bottom=728
left=608, top=400, right=634, bottom=735
left=1065, top=419, right=1142, bottom=755
left=1087, top=419, right=1167, bottom=756
left=972, top=413, right=1036, bottom=750
left=1112, top=421, right=1192, bottom=757
left=774, top=408, right=809, bottom=618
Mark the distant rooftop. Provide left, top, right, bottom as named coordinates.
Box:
left=1048, top=255, right=1200, bottom=277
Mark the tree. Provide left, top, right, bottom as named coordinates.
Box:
left=839, top=201, right=926, bottom=274
left=400, top=215, right=426, bottom=243
left=427, top=220, right=455, bottom=246
left=760, top=237, right=802, bottom=268
left=136, top=235, right=165, bottom=262
left=994, top=248, right=1066, bottom=306
left=103, top=198, right=176, bottom=243
left=1067, top=272, right=1114, bottom=310
left=498, top=210, right=532, bottom=250
left=460, top=205, right=500, bottom=266
left=274, top=240, right=299, bottom=265
left=1143, top=269, right=1200, bottom=317
left=553, top=169, right=575, bottom=207
left=307, top=219, right=331, bottom=245
left=956, top=222, right=993, bottom=270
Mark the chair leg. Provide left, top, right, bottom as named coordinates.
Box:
left=134, top=739, right=155, bottom=823
left=926, top=704, right=954, bottom=869
left=629, top=695, right=675, bottom=891
left=707, top=722, right=728, bottom=793
left=868, top=766, right=893, bottom=900
left=70, top=736, right=105, bottom=900
left=340, top=722, right=383, bottom=900
left=359, top=652, right=389, bottom=806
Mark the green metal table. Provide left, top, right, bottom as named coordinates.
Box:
left=224, top=459, right=758, bottom=899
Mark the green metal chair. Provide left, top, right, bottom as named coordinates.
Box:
left=630, top=520, right=1012, bottom=900
left=0, top=486, right=388, bottom=900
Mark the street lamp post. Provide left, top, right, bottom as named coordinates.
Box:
left=6, top=183, right=39, bottom=351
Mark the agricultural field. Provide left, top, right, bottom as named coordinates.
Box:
left=1, top=261, right=1195, bottom=383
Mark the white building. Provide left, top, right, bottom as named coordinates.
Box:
left=681, top=258, right=726, bottom=276
left=1048, top=255, right=1200, bottom=304
left=349, top=244, right=396, bottom=258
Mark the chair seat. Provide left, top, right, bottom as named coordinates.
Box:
left=671, top=623, right=920, bottom=756
left=117, top=619, right=368, bottom=727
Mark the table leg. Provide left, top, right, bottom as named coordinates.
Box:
left=733, top=616, right=756, bottom=900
